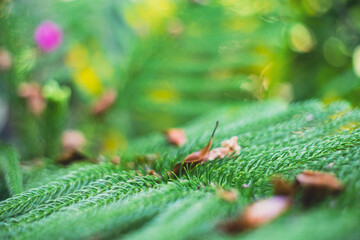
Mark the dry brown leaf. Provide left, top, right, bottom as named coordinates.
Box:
left=295, top=170, right=343, bottom=205
left=208, top=136, right=241, bottom=160
left=207, top=147, right=228, bottom=161
left=271, top=176, right=295, bottom=196
left=165, top=128, right=187, bottom=147
left=170, top=121, right=219, bottom=175
left=220, top=196, right=292, bottom=233
left=18, top=82, right=45, bottom=115
left=147, top=169, right=162, bottom=178
left=92, top=89, right=117, bottom=115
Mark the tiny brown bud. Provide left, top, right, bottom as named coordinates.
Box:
left=111, top=156, right=121, bottom=165
left=165, top=128, right=187, bottom=147
left=18, top=82, right=45, bottom=115
left=0, top=49, right=12, bottom=71
left=92, top=89, right=117, bottom=115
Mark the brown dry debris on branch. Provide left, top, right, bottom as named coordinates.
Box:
left=271, top=176, right=295, bottom=196
left=295, top=170, right=343, bottom=205
left=170, top=121, right=218, bottom=175
left=169, top=122, right=243, bottom=175
left=207, top=136, right=241, bottom=161
left=220, top=170, right=343, bottom=234
left=220, top=196, right=292, bottom=233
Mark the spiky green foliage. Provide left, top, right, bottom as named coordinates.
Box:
left=0, top=146, right=23, bottom=196
left=0, top=100, right=360, bottom=239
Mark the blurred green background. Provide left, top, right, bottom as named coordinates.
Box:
left=1, top=0, right=360, bottom=160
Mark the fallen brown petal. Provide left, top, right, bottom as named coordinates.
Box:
left=271, top=176, right=295, bottom=196
left=92, top=89, right=117, bottom=115
left=170, top=121, right=218, bottom=175
left=165, top=128, right=187, bottom=147
left=18, top=82, right=45, bottom=115
left=220, top=196, right=292, bottom=233
left=296, top=170, right=343, bottom=205
left=216, top=188, right=238, bottom=203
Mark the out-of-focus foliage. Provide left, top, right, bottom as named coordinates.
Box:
left=0, top=100, right=359, bottom=239
left=1, top=0, right=360, bottom=160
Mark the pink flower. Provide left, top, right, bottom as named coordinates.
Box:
left=34, top=21, right=63, bottom=52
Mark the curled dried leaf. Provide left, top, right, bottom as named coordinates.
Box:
left=271, top=176, right=295, bottom=196
left=147, top=169, right=162, bottom=179
left=92, top=89, right=117, bottom=115
left=18, top=82, right=45, bottom=115
left=207, top=147, right=229, bottom=161
left=221, top=136, right=241, bottom=152
left=165, top=128, right=187, bottom=147
left=220, top=196, right=292, bottom=233
left=296, top=170, right=343, bottom=205
left=170, top=121, right=218, bottom=175
left=208, top=136, right=241, bottom=161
